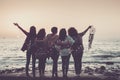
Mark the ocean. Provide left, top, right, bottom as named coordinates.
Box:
left=0, top=38, right=120, bottom=70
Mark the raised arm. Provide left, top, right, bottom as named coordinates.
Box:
left=13, top=23, right=28, bottom=36
left=79, top=26, right=91, bottom=36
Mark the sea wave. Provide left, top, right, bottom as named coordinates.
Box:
left=0, top=38, right=120, bottom=70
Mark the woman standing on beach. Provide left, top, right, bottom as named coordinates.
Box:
left=68, top=26, right=91, bottom=77
left=34, top=28, right=48, bottom=77
left=13, top=23, right=36, bottom=77
left=45, top=27, right=59, bottom=77
left=55, top=28, right=74, bottom=77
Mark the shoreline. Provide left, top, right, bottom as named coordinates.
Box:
left=0, top=63, right=120, bottom=80
left=0, top=71, right=119, bottom=80
left=1, top=61, right=120, bottom=70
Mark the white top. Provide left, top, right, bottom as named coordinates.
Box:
left=89, top=26, right=96, bottom=34
left=55, top=36, right=75, bottom=56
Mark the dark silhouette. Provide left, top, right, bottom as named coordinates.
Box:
left=13, top=23, right=36, bottom=77
left=34, top=28, right=47, bottom=77
left=68, top=26, right=91, bottom=76
left=56, top=28, right=74, bottom=77
left=45, top=27, right=59, bottom=77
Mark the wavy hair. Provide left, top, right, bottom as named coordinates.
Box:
left=59, top=28, right=67, bottom=41
left=37, top=28, right=46, bottom=40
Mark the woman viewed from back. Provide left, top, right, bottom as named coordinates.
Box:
left=55, top=28, right=74, bottom=77
left=68, top=26, right=91, bottom=77
left=45, top=27, right=59, bottom=77
left=13, top=23, right=36, bottom=77
left=34, top=28, right=48, bottom=77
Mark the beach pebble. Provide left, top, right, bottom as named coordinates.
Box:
left=0, top=70, right=5, bottom=74
left=95, top=66, right=106, bottom=74
left=116, top=65, right=120, bottom=69
left=16, top=69, right=22, bottom=72
left=5, top=69, right=12, bottom=73
left=100, top=66, right=106, bottom=70
left=84, top=66, right=94, bottom=73
left=88, top=72, right=93, bottom=75
left=11, top=69, right=16, bottom=73
left=5, top=65, right=9, bottom=67
left=106, top=62, right=114, bottom=65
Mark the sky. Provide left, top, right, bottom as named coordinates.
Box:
left=0, top=0, right=120, bottom=40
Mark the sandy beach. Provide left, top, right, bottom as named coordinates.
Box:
left=0, top=63, right=120, bottom=80
left=0, top=71, right=119, bottom=80
left=0, top=39, right=120, bottom=80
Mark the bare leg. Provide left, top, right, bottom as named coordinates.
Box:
left=32, top=54, right=36, bottom=77
left=26, top=52, right=31, bottom=77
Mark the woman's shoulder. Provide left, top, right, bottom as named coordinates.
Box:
left=66, top=35, right=73, bottom=40
left=66, top=35, right=75, bottom=43
left=46, top=34, right=52, bottom=37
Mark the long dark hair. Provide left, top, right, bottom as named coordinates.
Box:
left=37, top=28, right=46, bottom=40
left=28, top=26, right=36, bottom=39
left=68, top=27, right=78, bottom=37
left=51, top=27, right=57, bottom=34
left=59, top=28, right=67, bottom=41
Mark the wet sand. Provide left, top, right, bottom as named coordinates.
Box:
left=0, top=63, right=120, bottom=80
left=0, top=67, right=120, bottom=80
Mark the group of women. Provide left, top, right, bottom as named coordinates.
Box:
left=13, top=23, right=91, bottom=78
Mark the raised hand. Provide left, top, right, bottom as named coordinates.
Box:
left=89, top=25, right=92, bottom=29
left=13, top=23, right=19, bottom=27
left=13, top=23, right=28, bottom=36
